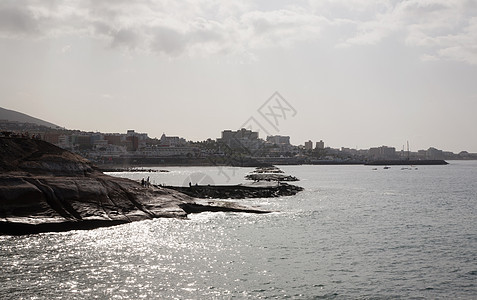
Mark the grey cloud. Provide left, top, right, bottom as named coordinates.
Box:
left=336, top=0, right=477, bottom=64
left=0, top=4, right=39, bottom=36
left=150, top=26, right=188, bottom=55
left=401, top=1, right=448, bottom=15
left=111, top=28, right=141, bottom=49
left=92, top=21, right=112, bottom=36
left=188, top=19, right=228, bottom=44
left=242, top=9, right=326, bottom=48
left=0, top=0, right=475, bottom=65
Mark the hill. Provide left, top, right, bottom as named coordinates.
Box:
left=0, top=107, right=59, bottom=128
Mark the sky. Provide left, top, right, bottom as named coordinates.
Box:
left=1, top=0, right=477, bottom=153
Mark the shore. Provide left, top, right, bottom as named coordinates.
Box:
left=94, top=157, right=449, bottom=169
left=0, top=137, right=273, bottom=235
left=364, top=159, right=448, bottom=165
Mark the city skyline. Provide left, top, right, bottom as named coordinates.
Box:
left=1, top=108, right=474, bottom=157
left=1, top=1, right=477, bottom=153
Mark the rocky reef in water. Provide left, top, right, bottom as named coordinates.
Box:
left=245, top=166, right=300, bottom=182
left=165, top=165, right=304, bottom=199
left=245, top=173, right=299, bottom=182
left=251, top=166, right=284, bottom=174
left=0, top=137, right=269, bottom=235
left=165, top=183, right=303, bottom=199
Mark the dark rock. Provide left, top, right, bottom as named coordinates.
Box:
left=98, top=167, right=170, bottom=173
left=179, top=201, right=270, bottom=214
left=252, top=166, right=284, bottom=173
left=245, top=173, right=299, bottom=182
left=165, top=183, right=304, bottom=199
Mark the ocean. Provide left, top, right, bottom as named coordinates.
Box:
left=1, top=161, right=476, bottom=299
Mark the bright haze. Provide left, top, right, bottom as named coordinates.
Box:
left=1, top=0, right=476, bottom=153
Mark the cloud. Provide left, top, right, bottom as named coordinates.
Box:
left=61, top=44, right=71, bottom=53
left=337, top=0, right=477, bottom=64
left=0, top=0, right=476, bottom=65
left=101, top=93, right=113, bottom=100
left=0, top=2, right=39, bottom=37
left=0, top=0, right=328, bottom=57
left=242, top=9, right=327, bottom=48
left=111, top=28, right=142, bottom=49
left=150, top=26, right=188, bottom=55
left=429, top=17, right=477, bottom=65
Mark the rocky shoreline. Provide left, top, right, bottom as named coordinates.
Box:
left=0, top=138, right=271, bottom=235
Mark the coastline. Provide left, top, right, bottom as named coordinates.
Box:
left=0, top=137, right=274, bottom=235
left=94, top=158, right=449, bottom=170
left=364, top=159, right=449, bottom=165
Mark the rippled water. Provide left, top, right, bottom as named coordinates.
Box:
left=1, top=162, right=476, bottom=299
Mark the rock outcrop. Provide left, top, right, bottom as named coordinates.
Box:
left=245, top=166, right=300, bottom=182
left=252, top=166, right=284, bottom=174
left=0, top=137, right=268, bottom=235
left=165, top=183, right=303, bottom=199
left=245, top=173, right=299, bottom=182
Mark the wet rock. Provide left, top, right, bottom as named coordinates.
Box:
left=99, top=167, right=170, bottom=173
left=252, top=166, right=284, bottom=174
left=245, top=166, right=300, bottom=182
left=245, top=173, right=299, bottom=182
left=165, top=183, right=303, bottom=199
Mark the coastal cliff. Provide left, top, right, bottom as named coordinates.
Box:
left=0, top=137, right=268, bottom=235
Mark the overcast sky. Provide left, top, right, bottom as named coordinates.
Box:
left=1, top=0, right=477, bottom=152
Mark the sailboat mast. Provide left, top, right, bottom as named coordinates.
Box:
left=407, top=141, right=410, bottom=161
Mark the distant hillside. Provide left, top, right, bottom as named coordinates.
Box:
left=0, top=107, right=59, bottom=128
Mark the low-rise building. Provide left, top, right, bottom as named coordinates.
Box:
left=160, top=133, right=187, bottom=147
left=368, top=146, right=397, bottom=160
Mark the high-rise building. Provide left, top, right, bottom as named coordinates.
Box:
left=218, top=128, right=261, bottom=151
left=104, top=134, right=122, bottom=145
left=304, top=140, right=313, bottom=150
left=126, top=135, right=139, bottom=151
left=266, top=135, right=290, bottom=145
left=315, top=140, right=324, bottom=150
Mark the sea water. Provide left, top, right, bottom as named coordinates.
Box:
left=1, top=162, right=476, bottom=299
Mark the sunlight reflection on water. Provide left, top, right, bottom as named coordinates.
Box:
left=1, top=162, right=477, bottom=298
